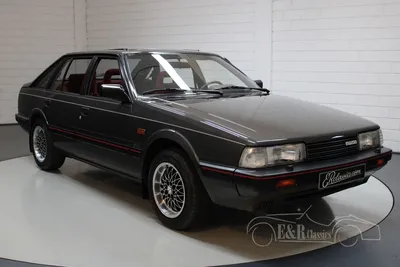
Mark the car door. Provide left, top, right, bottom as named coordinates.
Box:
left=73, top=56, right=142, bottom=179
left=44, top=56, right=95, bottom=156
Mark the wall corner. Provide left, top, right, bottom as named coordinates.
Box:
left=73, top=0, right=87, bottom=51
left=254, top=0, right=273, bottom=88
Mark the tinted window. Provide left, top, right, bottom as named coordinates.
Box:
left=56, top=58, right=92, bottom=94
left=33, top=60, right=65, bottom=89
left=49, top=59, right=71, bottom=91
left=88, top=58, right=122, bottom=97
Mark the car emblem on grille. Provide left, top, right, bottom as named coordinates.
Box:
left=345, top=140, right=358, bottom=146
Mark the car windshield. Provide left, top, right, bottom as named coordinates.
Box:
left=126, top=53, right=259, bottom=95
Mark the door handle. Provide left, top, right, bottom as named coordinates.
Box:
left=80, top=107, right=90, bottom=119
left=44, top=100, right=51, bottom=108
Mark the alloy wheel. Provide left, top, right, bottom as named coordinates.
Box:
left=152, top=162, right=186, bottom=219
left=33, top=126, right=47, bottom=163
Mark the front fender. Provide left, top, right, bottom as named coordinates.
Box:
left=142, top=129, right=200, bottom=165
left=29, top=108, right=49, bottom=126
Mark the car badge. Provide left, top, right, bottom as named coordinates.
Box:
left=345, top=140, right=358, bottom=146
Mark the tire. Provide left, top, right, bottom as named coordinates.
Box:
left=148, top=149, right=212, bottom=230
left=30, top=119, right=65, bottom=171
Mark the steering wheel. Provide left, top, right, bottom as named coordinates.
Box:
left=200, top=80, right=223, bottom=89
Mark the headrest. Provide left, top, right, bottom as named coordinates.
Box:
left=104, top=69, right=121, bottom=83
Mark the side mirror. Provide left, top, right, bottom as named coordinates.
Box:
left=254, top=80, right=263, bottom=88
left=101, top=84, right=130, bottom=103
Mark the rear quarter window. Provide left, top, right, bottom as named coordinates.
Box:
left=30, top=58, right=67, bottom=89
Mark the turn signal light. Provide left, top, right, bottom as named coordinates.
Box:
left=137, top=128, right=146, bottom=135
left=377, top=159, right=384, bottom=166
left=276, top=179, right=296, bottom=189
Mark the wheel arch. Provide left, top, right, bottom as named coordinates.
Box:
left=140, top=129, right=202, bottom=198
left=28, top=109, right=49, bottom=152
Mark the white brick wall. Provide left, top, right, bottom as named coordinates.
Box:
left=271, top=0, right=400, bottom=152
left=86, top=0, right=272, bottom=86
left=0, top=0, right=86, bottom=124
left=2, top=0, right=399, bottom=153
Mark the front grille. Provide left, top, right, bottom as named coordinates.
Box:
left=306, top=137, right=359, bottom=161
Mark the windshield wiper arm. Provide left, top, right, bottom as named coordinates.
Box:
left=143, top=88, right=224, bottom=97
left=250, top=87, right=270, bottom=94
left=142, top=88, right=188, bottom=95
left=216, top=85, right=270, bottom=94
left=192, top=89, right=224, bottom=96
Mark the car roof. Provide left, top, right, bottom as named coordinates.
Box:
left=65, top=48, right=221, bottom=57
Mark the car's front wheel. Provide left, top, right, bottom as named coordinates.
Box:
left=30, top=119, right=65, bottom=171
left=148, top=149, right=212, bottom=230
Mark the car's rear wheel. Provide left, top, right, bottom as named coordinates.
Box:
left=148, top=149, right=212, bottom=230
left=30, top=119, right=65, bottom=171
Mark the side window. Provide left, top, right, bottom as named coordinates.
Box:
left=88, top=58, right=122, bottom=97
left=33, top=60, right=65, bottom=89
left=49, top=59, right=71, bottom=91
left=56, top=58, right=92, bottom=94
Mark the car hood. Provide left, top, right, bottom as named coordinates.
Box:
left=155, top=94, right=378, bottom=144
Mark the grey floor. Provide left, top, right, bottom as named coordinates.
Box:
left=0, top=124, right=399, bottom=267
left=0, top=125, right=30, bottom=161
left=221, top=146, right=400, bottom=267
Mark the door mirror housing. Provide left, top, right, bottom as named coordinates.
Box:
left=101, top=84, right=130, bottom=103
left=254, top=80, right=263, bottom=88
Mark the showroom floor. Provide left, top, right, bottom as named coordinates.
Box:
left=0, top=125, right=399, bottom=267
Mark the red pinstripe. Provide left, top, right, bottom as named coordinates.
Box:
left=49, top=126, right=141, bottom=154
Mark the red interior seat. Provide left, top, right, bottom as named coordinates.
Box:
left=156, top=71, right=178, bottom=89
left=90, top=73, right=98, bottom=96
left=104, top=69, right=121, bottom=84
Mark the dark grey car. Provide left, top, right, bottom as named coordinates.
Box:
left=16, top=49, right=393, bottom=230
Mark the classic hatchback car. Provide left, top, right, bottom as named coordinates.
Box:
left=16, top=48, right=392, bottom=230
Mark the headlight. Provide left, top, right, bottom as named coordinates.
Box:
left=239, top=144, right=306, bottom=168
left=358, top=130, right=382, bottom=150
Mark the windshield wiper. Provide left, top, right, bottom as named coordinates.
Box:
left=250, top=87, right=270, bottom=95
left=191, top=89, right=224, bottom=96
left=216, top=85, right=270, bottom=95
left=142, top=88, right=224, bottom=97
left=142, top=88, right=188, bottom=95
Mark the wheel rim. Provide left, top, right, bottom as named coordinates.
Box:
left=152, top=162, right=186, bottom=219
left=33, top=126, right=47, bottom=163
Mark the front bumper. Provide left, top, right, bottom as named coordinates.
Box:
left=200, top=147, right=392, bottom=212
